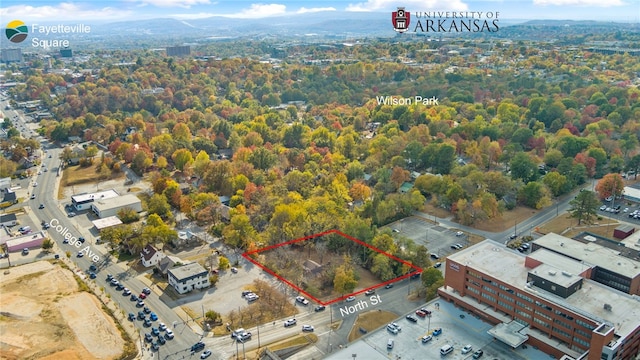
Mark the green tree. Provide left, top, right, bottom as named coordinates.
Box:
left=568, top=190, right=600, bottom=225
left=421, top=267, right=444, bottom=288
left=510, top=152, right=538, bottom=183
left=542, top=171, right=568, bottom=197
left=172, top=148, right=194, bottom=171
left=518, top=181, right=551, bottom=209
left=147, top=194, right=172, bottom=219
left=333, top=260, right=357, bottom=295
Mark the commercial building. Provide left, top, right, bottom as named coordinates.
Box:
left=0, top=213, right=17, bottom=227
left=71, top=189, right=119, bottom=211
left=168, top=262, right=210, bottom=294
left=6, top=232, right=47, bottom=252
left=90, top=194, right=142, bottom=218
left=439, top=238, right=640, bottom=360
left=166, top=45, right=191, bottom=57
left=1, top=48, right=22, bottom=63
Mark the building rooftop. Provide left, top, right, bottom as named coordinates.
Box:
left=168, top=262, right=207, bottom=281
left=535, top=233, right=640, bottom=279
left=92, top=194, right=140, bottom=211
left=531, top=263, right=582, bottom=288
left=527, top=248, right=590, bottom=276
left=71, top=189, right=119, bottom=203
left=449, top=240, right=640, bottom=339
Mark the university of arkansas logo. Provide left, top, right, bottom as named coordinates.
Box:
left=392, top=7, right=410, bottom=33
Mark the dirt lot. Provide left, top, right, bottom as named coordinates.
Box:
left=0, top=261, right=126, bottom=360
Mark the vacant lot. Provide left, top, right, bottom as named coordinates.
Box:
left=538, top=212, right=620, bottom=239
left=348, top=310, right=398, bottom=342
left=58, top=163, right=126, bottom=199
left=258, top=239, right=395, bottom=302
left=0, top=261, right=126, bottom=360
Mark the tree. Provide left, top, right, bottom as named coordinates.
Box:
left=218, top=256, right=230, bottom=270
left=147, top=194, right=172, bottom=219
left=172, top=148, right=194, bottom=171
left=333, top=262, right=357, bottom=295
left=421, top=267, right=443, bottom=288
left=595, top=173, right=624, bottom=200
left=568, top=190, right=600, bottom=225
left=41, top=238, right=54, bottom=252
left=205, top=310, right=221, bottom=323
left=542, top=171, right=568, bottom=197
left=518, top=181, right=551, bottom=209
left=510, top=152, right=538, bottom=183
left=117, top=207, right=140, bottom=223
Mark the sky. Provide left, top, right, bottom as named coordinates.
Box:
left=0, top=0, right=638, bottom=23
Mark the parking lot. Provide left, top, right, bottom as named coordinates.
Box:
left=389, top=216, right=470, bottom=260
left=326, top=300, right=552, bottom=360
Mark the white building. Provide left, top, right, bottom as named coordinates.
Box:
left=71, top=189, right=119, bottom=211
left=140, top=244, right=165, bottom=268
left=91, top=194, right=142, bottom=218
left=168, top=263, right=210, bottom=294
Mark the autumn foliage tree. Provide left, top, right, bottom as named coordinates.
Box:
left=595, top=173, right=624, bottom=200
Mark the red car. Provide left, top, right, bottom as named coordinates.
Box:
left=416, top=310, right=426, bottom=317
left=139, top=293, right=147, bottom=299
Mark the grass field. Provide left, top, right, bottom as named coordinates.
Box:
left=348, top=309, right=398, bottom=342
left=58, top=163, right=125, bottom=199
left=537, top=212, right=620, bottom=239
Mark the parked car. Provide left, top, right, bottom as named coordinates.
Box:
left=38, top=203, right=44, bottom=209
left=434, top=262, right=442, bottom=268
left=473, top=349, right=484, bottom=358
left=89, top=272, right=96, bottom=279
left=455, top=231, right=464, bottom=236
left=230, top=267, right=238, bottom=273
left=143, top=307, right=151, bottom=314
left=128, top=313, right=135, bottom=321
left=200, top=350, right=212, bottom=359
left=432, top=328, right=442, bottom=336
left=430, top=253, right=440, bottom=259
left=76, top=251, right=84, bottom=258
left=600, top=205, right=607, bottom=211
left=422, top=335, right=433, bottom=343
left=115, top=284, right=124, bottom=291
left=159, top=323, right=167, bottom=331
left=284, top=318, right=297, bottom=327
left=157, top=336, right=166, bottom=345
left=151, top=327, right=160, bottom=336
left=130, top=294, right=138, bottom=301
left=89, top=264, right=97, bottom=272
left=462, top=344, right=473, bottom=354
left=150, top=312, right=158, bottom=321
left=144, top=333, right=153, bottom=342
left=136, top=300, right=145, bottom=307
left=165, top=329, right=174, bottom=339
left=142, top=287, right=152, bottom=295
left=302, top=325, right=314, bottom=332
left=139, top=293, right=147, bottom=299
left=416, top=310, right=427, bottom=317
left=386, top=324, right=399, bottom=334
left=123, top=288, right=131, bottom=296
left=419, top=308, right=432, bottom=315
left=406, top=315, right=418, bottom=322
left=138, top=311, right=146, bottom=320
left=143, top=318, right=152, bottom=327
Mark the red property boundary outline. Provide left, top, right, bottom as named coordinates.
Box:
left=242, top=229, right=422, bottom=306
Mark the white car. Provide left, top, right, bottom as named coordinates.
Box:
left=462, top=344, right=473, bottom=354
left=302, top=325, right=314, bottom=332
left=389, top=322, right=401, bottom=331
left=345, top=296, right=356, bottom=302
left=295, top=296, right=309, bottom=305
left=386, top=324, right=399, bottom=334
left=165, top=329, right=174, bottom=339
left=599, top=205, right=607, bottom=211
left=422, top=335, right=432, bottom=343
left=284, top=318, right=297, bottom=327
left=455, top=231, right=464, bottom=236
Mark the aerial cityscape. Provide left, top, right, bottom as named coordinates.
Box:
left=1, top=0, right=639, bottom=360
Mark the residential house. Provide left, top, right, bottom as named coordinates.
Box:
left=140, top=244, right=165, bottom=268
left=156, top=255, right=184, bottom=275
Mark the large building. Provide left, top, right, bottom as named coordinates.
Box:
left=532, top=233, right=640, bottom=295
left=6, top=232, right=48, bottom=252
left=166, top=45, right=191, bottom=57
left=439, top=237, right=640, bottom=360
left=1, top=48, right=22, bottom=63
left=167, top=263, right=210, bottom=294
left=90, top=193, right=142, bottom=218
